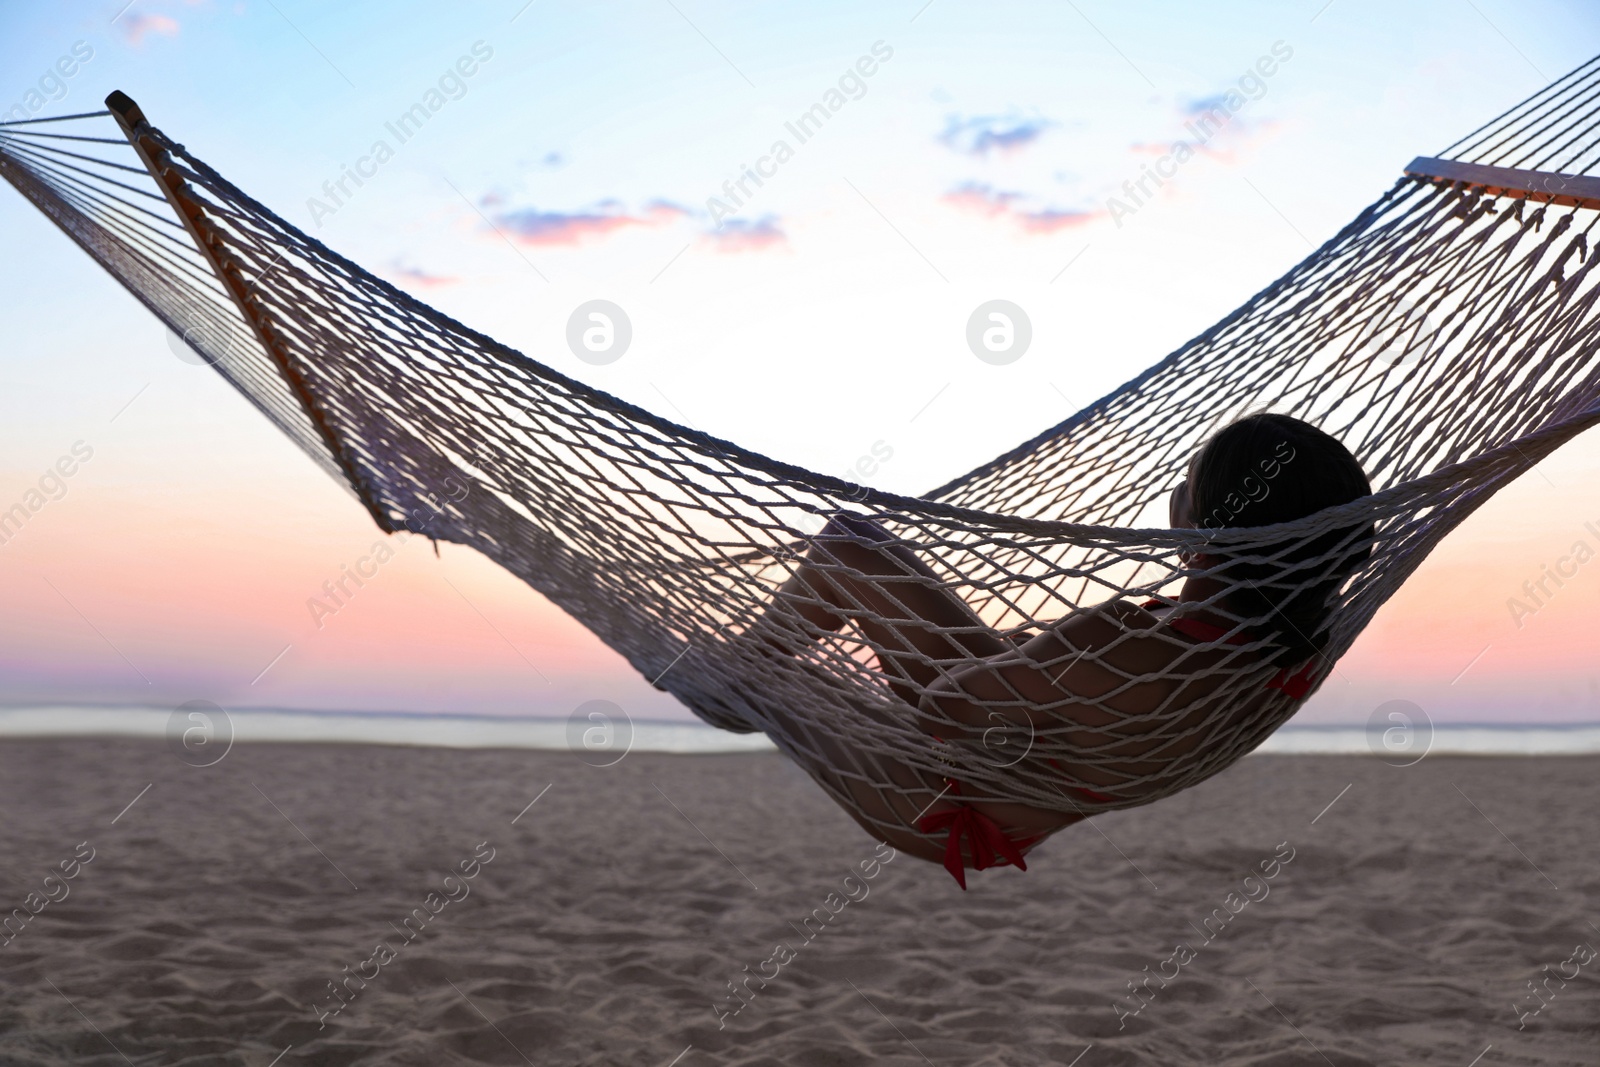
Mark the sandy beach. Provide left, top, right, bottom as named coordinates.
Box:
left=0, top=740, right=1595, bottom=1066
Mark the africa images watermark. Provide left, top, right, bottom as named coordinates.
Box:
left=1512, top=938, right=1596, bottom=1030
left=566, top=299, right=633, bottom=366
left=792, top=440, right=896, bottom=534
left=566, top=699, right=634, bottom=768
left=705, top=41, right=895, bottom=228
left=1360, top=294, right=1441, bottom=368
left=1111, top=841, right=1296, bottom=1029
left=306, top=40, right=495, bottom=228
left=167, top=700, right=235, bottom=769
left=967, top=300, right=1033, bottom=366
left=306, top=475, right=471, bottom=629
left=1505, top=516, right=1600, bottom=629
left=1105, top=40, right=1294, bottom=228
left=712, top=842, right=897, bottom=1030
left=0, top=841, right=96, bottom=952
left=0, top=440, right=95, bottom=548
left=312, top=840, right=497, bottom=1030
left=837, top=439, right=894, bottom=494
left=2, top=40, right=95, bottom=124
left=1366, top=699, right=1434, bottom=767
left=1197, top=438, right=1296, bottom=529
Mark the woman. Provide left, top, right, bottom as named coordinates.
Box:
left=759, top=413, right=1372, bottom=887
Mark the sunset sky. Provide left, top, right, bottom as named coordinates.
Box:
left=2, top=0, right=1599, bottom=726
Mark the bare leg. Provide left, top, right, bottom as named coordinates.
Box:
left=766, top=514, right=1011, bottom=700
left=757, top=514, right=1081, bottom=872
left=799, top=713, right=1069, bottom=869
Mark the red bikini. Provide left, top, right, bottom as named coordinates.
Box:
left=1161, top=616, right=1321, bottom=700
left=917, top=602, right=1321, bottom=888
left=917, top=792, right=1033, bottom=889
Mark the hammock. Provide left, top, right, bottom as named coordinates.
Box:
left=6, top=66, right=1600, bottom=850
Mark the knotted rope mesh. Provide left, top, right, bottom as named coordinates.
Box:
left=5, top=61, right=1600, bottom=849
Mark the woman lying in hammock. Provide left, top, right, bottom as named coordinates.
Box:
left=760, top=413, right=1371, bottom=887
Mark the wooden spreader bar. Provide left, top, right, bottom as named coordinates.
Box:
left=1405, top=155, right=1600, bottom=211
left=106, top=91, right=397, bottom=534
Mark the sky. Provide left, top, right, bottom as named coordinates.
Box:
left=2, top=0, right=1600, bottom=726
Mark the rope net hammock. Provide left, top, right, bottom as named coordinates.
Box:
left=6, top=64, right=1600, bottom=867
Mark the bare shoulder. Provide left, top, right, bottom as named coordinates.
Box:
left=1098, top=598, right=1161, bottom=628
left=995, top=598, right=1179, bottom=688
left=1031, top=597, right=1162, bottom=650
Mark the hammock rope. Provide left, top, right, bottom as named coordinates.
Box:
left=6, top=66, right=1600, bottom=848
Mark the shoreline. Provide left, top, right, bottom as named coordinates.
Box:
left=2, top=705, right=1599, bottom=756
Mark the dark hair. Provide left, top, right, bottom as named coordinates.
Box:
left=1189, top=413, right=1372, bottom=667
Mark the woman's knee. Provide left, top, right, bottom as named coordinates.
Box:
left=813, top=514, right=936, bottom=580
left=820, top=512, right=895, bottom=544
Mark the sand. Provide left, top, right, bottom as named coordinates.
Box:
left=0, top=739, right=1594, bottom=1066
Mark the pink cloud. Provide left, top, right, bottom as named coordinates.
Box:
left=939, top=115, right=1053, bottom=157
left=118, top=11, right=180, bottom=46
left=644, top=199, right=692, bottom=220
left=484, top=198, right=692, bottom=248
left=1107, top=97, right=1285, bottom=213
left=944, top=182, right=1100, bottom=234
left=942, top=181, right=1024, bottom=218
left=1125, top=95, right=1282, bottom=169
left=491, top=206, right=646, bottom=247
left=388, top=261, right=458, bottom=288
left=706, top=215, right=785, bottom=253
left=1016, top=208, right=1097, bottom=234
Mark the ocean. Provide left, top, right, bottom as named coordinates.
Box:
left=2, top=705, right=1598, bottom=756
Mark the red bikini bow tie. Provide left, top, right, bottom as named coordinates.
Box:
left=917, top=805, right=1029, bottom=890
